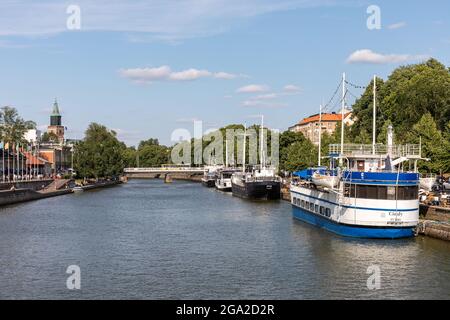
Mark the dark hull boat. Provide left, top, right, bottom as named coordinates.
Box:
left=231, top=179, right=281, bottom=200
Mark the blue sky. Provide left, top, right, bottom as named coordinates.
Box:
left=0, top=0, right=448, bottom=146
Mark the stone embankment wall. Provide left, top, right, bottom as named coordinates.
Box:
left=418, top=204, right=450, bottom=241
left=0, top=179, right=53, bottom=191
left=417, top=220, right=450, bottom=241
left=0, top=188, right=72, bottom=206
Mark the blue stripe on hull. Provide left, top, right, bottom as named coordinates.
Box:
left=292, top=206, right=414, bottom=239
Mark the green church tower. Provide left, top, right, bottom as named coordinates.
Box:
left=50, top=99, right=62, bottom=126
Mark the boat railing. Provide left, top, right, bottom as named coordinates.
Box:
left=245, top=176, right=280, bottom=183
left=329, top=144, right=421, bottom=158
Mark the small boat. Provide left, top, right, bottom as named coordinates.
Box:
left=73, top=186, right=84, bottom=193
left=419, top=174, right=437, bottom=191
left=311, top=171, right=339, bottom=188
left=215, top=169, right=239, bottom=192
left=201, top=166, right=221, bottom=188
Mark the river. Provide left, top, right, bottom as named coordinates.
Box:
left=0, top=179, right=449, bottom=299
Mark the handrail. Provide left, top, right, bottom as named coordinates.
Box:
left=124, top=167, right=205, bottom=172
left=329, top=143, right=421, bottom=157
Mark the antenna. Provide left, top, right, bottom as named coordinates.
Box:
left=260, top=115, right=265, bottom=169
left=225, top=139, right=228, bottom=168
left=318, top=104, right=322, bottom=167
left=237, top=123, right=251, bottom=173
left=373, top=75, right=377, bottom=155
left=242, top=124, right=247, bottom=173
left=340, top=72, right=346, bottom=166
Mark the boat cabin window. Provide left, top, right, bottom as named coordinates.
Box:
left=301, top=200, right=305, bottom=208
left=325, top=208, right=331, bottom=217
left=357, top=160, right=365, bottom=172
left=309, top=202, right=314, bottom=211
left=345, top=184, right=418, bottom=200
left=314, top=205, right=319, bottom=213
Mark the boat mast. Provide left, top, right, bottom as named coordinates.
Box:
left=225, top=139, right=228, bottom=168
left=340, top=72, right=346, bottom=166
left=318, top=104, right=322, bottom=167
left=260, top=115, right=264, bottom=169
left=372, top=75, right=376, bottom=155
left=242, top=124, right=247, bottom=173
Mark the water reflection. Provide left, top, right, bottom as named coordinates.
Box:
left=0, top=179, right=448, bottom=299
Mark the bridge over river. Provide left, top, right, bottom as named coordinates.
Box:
left=123, top=167, right=205, bottom=182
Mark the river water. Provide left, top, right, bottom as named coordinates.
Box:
left=0, top=179, right=449, bottom=299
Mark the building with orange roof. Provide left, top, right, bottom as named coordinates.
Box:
left=24, top=152, right=52, bottom=176
left=289, top=110, right=354, bottom=145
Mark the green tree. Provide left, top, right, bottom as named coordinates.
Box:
left=138, top=138, right=160, bottom=149
left=349, top=76, right=386, bottom=140
left=406, top=113, right=450, bottom=173
left=279, top=130, right=317, bottom=172
left=0, top=106, right=36, bottom=144
left=283, top=140, right=317, bottom=173
left=41, top=131, right=60, bottom=143
left=74, top=123, right=125, bottom=178
left=380, top=58, right=450, bottom=138
left=138, top=144, right=169, bottom=167
left=122, top=146, right=137, bottom=168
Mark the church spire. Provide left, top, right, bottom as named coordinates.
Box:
left=52, top=98, right=61, bottom=116
left=50, top=99, right=62, bottom=126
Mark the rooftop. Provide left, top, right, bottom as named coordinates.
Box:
left=299, top=112, right=352, bottom=125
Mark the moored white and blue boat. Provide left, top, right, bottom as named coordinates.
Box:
left=290, top=74, right=425, bottom=239
left=291, top=168, right=420, bottom=239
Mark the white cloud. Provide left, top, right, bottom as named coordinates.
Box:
left=283, top=84, right=301, bottom=93
left=242, top=100, right=286, bottom=108
left=346, top=49, right=428, bottom=64
left=120, top=65, right=241, bottom=83
left=236, top=84, right=269, bottom=93
left=388, top=22, right=407, bottom=30
left=169, top=68, right=211, bottom=81
left=214, top=72, right=237, bottom=79
left=0, top=0, right=337, bottom=41
left=119, top=65, right=171, bottom=82
left=254, top=93, right=278, bottom=100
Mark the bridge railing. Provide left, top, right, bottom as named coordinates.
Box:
left=124, top=167, right=205, bottom=173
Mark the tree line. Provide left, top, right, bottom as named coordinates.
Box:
left=73, top=58, right=449, bottom=178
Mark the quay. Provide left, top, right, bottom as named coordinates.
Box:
left=77, top=179, right=123, bottom=191
left=418, top=204, right=450, bottom=241
left=0, top=179, right=73, bottom=206
left=0, top=179, right=122, bottom=206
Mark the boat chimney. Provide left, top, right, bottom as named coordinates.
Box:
left=387, top=125, right=394, bottom=156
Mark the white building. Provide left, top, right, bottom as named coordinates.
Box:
left=24, top=129, right=42, bottom=144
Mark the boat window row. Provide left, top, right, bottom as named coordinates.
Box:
left=344, top=184, right=418, bottom=200
left=292, top=197, right=331, bottom=218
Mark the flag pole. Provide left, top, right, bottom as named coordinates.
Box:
left=1, top=141, right=4, bottom=183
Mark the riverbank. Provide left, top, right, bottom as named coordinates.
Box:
left=77, top=179, right=123, bottom=191
left=0, top=188, right=73, bottom=206
left=0, top=179, right=123, bottom=206
left=417, top=204, right=450, bottom=241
